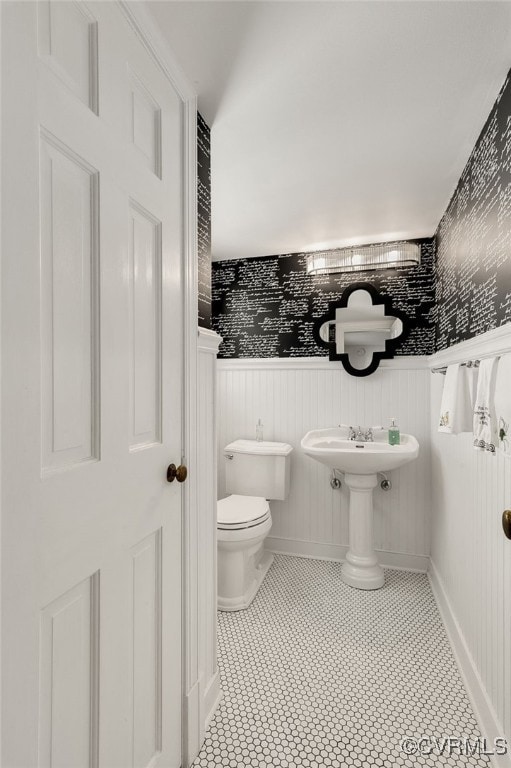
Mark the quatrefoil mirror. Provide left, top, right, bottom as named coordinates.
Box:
left=313, top=283, right=410, bottom=377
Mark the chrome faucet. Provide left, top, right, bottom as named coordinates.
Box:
left=348, top=425, right=375, bottom=442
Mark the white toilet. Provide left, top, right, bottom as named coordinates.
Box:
left=217, top=439, right=293, bottom=611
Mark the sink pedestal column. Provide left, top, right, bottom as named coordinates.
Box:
left=342, top=473, right=384, bottom=590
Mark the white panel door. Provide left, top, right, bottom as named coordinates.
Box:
left=1, top=3, right=185, bottom=766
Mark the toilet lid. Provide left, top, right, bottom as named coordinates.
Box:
left=217, top=495, right=270, bottom=528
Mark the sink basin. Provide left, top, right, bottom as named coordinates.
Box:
left=301, top=427, right=419, bottom=474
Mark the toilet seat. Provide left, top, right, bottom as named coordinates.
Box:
left=217, top=494, right=270, bottom=531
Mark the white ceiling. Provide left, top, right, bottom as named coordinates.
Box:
left=147, top=1, right=511, bottom=261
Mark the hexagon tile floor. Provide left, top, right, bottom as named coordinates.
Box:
left=193, top=555, right=490, bottom=767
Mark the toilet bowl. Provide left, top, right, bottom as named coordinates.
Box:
left=217, top=495, right=273, bottom=611
left=217, top=439, right=293, bottom=611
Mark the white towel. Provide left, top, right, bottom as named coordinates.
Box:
left=494, top=353, right=511, bottom=458
left=473, top=357, right=498, bottom=453
left=438, top=364, right=474, bottom=434
left=466, top=364, right=479, bottom=413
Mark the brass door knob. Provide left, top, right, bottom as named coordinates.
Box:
left=502, top=510, right=511, bottom=540
left=167, top=463, right=188, bottom=483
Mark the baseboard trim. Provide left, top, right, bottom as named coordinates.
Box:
left=428, top=560, right=510, bottom=768
left=182, top=679, right=201, bottom=768
left=202, top=670, right=222, bottom=732
left=266, top=536, right=429, bottom=573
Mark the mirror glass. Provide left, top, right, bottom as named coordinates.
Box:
left=319, top=288, right=403, bottom=371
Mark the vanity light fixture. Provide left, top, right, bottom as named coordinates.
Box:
left=306, top=241, right=421, bottom=275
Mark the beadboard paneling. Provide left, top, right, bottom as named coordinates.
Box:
left=183, top=329, right=221, bottom=765
left=430, top=340, right=511, bottom=753
left=197, top=332, right=220, bottom=726
left=197, top=331, right=220, bottom=728
left=217, top=360, right=431, bottom=560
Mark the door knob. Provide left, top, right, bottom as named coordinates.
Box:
left=502, top=510, right=511, bottom=540
left=167, top=463, right=188, bottom=483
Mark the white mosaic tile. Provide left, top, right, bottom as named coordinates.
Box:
left=194, top=555, right=491, bottom=767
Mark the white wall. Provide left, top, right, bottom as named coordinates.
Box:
left=429, top=326, right=511, bottom=763
left=197, top=330, right=221, bottom=731
left=217, top=357, right=431, bottom=571
left=184, top=329, right=222, bottom=766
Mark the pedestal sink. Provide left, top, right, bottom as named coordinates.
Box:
left=301, top=427, right=419, bottom=590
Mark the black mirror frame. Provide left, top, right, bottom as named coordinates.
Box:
left=312, top=282, right=411, bottom=377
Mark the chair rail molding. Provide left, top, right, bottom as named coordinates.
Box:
left=199, top=327, right=223, bottom=353
left=429, top=323, right=511, bottom=369
left=217, top=355, right=430, bottom=372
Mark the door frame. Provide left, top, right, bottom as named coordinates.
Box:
left=117, top=4, right=202, bottom=766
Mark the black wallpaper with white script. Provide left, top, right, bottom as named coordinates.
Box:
left=435, top=71, right=511, bottom=350
left=198, top=113, right=212, bottom=329
left=211, top=241, right=435, bottom=358
left=205, top=69, right=511, bottom=354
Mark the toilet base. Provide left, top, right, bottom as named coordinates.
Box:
left=218, top=549, right=274, bottom=612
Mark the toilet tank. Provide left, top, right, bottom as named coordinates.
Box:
left=224, top=439, right=293, bottom=500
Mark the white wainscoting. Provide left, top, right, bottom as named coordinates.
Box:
left=196, top=329, right=222, bottom=746
left=183, top=328, right=222, bottom=766
left=429, top=325, right=511, bottom=766
left=217, top=357, right=431, bottom=570
left=212, top=334, right=511, bottom=760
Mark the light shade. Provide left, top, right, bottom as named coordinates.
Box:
left=306, top=241, right=421, bottom=275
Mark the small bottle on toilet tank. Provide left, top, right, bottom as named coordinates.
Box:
left=256, top=419, right=264, bottom=442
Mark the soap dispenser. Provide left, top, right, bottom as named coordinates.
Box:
left=256, top=418, right=264, bottom=442
left=388, top=418, right=400, bottom=446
